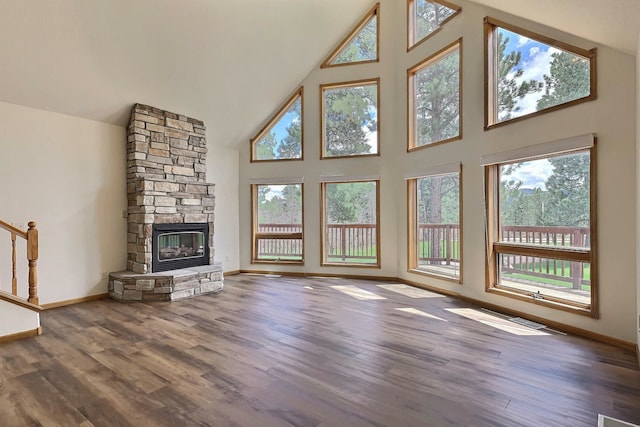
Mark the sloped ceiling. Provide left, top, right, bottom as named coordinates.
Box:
left=0, top=0, right=638, bottom=149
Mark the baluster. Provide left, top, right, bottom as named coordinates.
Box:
left=11, top=232, right=17, bottom=296
left=27, top=221, right=39, bottom=305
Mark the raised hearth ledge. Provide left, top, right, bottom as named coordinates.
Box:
left=108, top=264, right=223, bottom=302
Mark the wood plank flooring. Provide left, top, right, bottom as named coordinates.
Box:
left=1, top=274, right=639, bottom=426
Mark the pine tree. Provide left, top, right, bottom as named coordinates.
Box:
left=536, top=51, right=590, bottom=111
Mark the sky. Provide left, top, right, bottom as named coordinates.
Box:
left=501, top=158, right=554, bottom=190
left=499, top=27, right=560, bottom=119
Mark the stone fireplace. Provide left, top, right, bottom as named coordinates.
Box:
left=108, top=104, right=223, bottom=302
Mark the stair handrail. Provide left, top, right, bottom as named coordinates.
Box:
left=0, top=220, right=39, bottom=305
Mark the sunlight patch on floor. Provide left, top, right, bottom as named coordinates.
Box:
left=330, top=285, right=387, bottom=300
left=599, top=415, right=640, bottom=427
left=395, top=307, right=447, bottom=321
left=446, top=308, right=550, bottom=336
left=378, top=284, right=445, bottom=298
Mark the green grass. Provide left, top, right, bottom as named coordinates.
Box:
left=503, top=272, right=591, bottom=291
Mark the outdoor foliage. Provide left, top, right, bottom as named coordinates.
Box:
left=257, top=184, right=302, bottom=225
left=413, top=0, right=458, bottom=44
left=496, top=30, right=543, bottom=121
left=254, top=96, right=302, bottom=160
left=323, top=84, right=377, bottom=157
left=499, top=151, right=590, bottom=229
left=414, top=46, right=460, bottom=146
left=331, top=14, right=377, bottom=65
left=325, top=182, right=377, bottom=224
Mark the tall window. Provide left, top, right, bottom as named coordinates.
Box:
left=251, top=182, right=303, bottom=264
left=322, top=3, right=379, bottom=67
left=484, top=17, right=596, bottom=129
left=321, top=180, right=380, bottom=267
left=408, top=0, right=461, bottom=50
left=251, top=87, right=303, bottom=162
left=408, top=39, right=461, bottom=150
left=321, top=79, right=380, bottom=159
left=407, top=165, right=461, bottom=281
left=483, top=135, right=597, bottom=316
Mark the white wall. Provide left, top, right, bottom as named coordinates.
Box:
left=0, top=101, right=127, bottom=304
left=207, top=145, right=240, bottom=273
left=0, top=300, right=39, bottom=336
left=240, top=0, right=638, bottom=343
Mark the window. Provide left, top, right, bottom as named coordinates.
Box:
left=407, top=165, right=461, bottom=281
left=251, top=87, right=303, bottom=162
left=322, top=3, right=379, bottom=67
left=321, top=79, right=379, bottom=159
left=251, top=182, right=303, bottom=264
left=408, top=0, right=461, bottom=51
left=484, top=17, right=596, bottom=129
left=483, top=135, right=597, bottom=316
left=408, top=39, right=461, bottom=150
left=321, top=179, right=380, bottom=267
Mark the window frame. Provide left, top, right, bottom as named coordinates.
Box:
left=320, top=78, right=381, bottom=160
left=407, top=164, right=463, bottom=283
left=484, top=16, right=597, bottom=130
left=321, top=3, right=380, bottom=68
left=320, top=179, right=381, bottom=268
left=407, top=38, right=462, bottom=152
left=407, top=0, right=461, bottom=52
left=484, top=139, right=598, bottom=317
left=251, top=182, right=304, bottom=265
left=250, top=86, right=304, bottom=163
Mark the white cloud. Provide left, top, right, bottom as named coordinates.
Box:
left=513, top=46, right=561, bottom=115
left=502, top=159, right=554, bottom=190
left=517, top=35, right=530, bottom=48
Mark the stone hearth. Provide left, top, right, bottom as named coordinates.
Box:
left=109, top=103, right=223, bottom=302
left=110, top=265, right=223, bottom=302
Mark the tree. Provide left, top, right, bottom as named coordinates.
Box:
left=277, top=99, right=302, bottom=159
left=324, top=85, right=377, bottom=157
left=326, top=182, right=376, bottom=224
left=255, top=132, right=276, bottom=160
left=415, top=0, right=457, bottom=41
left=415, top=49, right=459, bottom=146
left=543, top=153, right=590, bottom=227
left=536, top=51, right=590, bottom=111
left=497, top=31, right=543, bottom=120
left=333, top=15, right=377, bottom=64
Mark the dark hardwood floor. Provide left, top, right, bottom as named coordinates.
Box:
left=1, top=274, right=639, bottom=426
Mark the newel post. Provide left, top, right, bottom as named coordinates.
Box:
left=27, top=221, right=39, bottom=305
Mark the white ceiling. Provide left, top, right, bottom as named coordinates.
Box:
left=0, top=0, right=638, bottom=149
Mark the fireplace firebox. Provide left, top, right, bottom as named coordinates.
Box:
left=152, top=223, right=209, bottom=272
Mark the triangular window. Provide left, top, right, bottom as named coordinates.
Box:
left=322, top=3, right=379, bottom=68
left=408, top=0, right=461, bottom=50
left=251, top=87, right=303, bottom=162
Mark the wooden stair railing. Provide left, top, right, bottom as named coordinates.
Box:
left=0, top=220, right=39, bottom=305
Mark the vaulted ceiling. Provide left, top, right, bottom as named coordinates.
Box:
left=0, top=0, right=638, bottom=149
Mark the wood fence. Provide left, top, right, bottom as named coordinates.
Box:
left=257, top=223, right=591, bottom=287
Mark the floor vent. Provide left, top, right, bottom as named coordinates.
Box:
left=508, top=317, right=547, bottom=330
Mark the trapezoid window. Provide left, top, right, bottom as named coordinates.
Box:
left=251, top=87, right=303, bottom=162
left=322, top=3, right=379, bottom=67
left=408, top=0, right=461, bottom=50
left=408, top=39, right=461, bottom=151
left=321, top=79, right=379, bottom=159
left=484, top=17, right=596, bottom=129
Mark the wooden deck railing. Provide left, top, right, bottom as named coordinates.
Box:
left=0, top=220, right=39, bottom=304
left=256, top=223, right=590, bottom=287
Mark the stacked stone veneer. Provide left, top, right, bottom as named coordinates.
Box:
left=125, top=103, right=215, bottom=274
